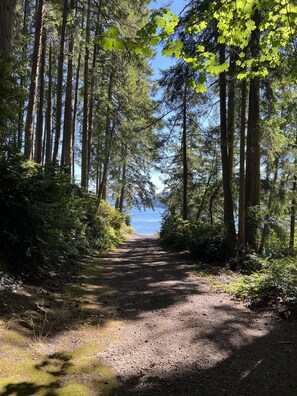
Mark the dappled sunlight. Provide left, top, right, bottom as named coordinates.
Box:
left=1, top=236, right=296, bottom=396
left=95, top=237, right=297, bottom=395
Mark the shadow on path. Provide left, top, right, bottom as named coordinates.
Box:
left=97, top=236, right=202, bottom=319
left=97, top=236, right=297, bottom=396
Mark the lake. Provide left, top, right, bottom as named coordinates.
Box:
left=130, top=207, right=165, bottom=235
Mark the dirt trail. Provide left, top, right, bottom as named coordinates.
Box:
left=97, top=235, right=297, bottom=396
left=0, top=235, right=296, bottom=395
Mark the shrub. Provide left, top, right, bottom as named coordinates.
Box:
left=160, top=213, right=230, bottom=261
left=159, top=213, right=190, bottom=249
left=225, top=257, right=297, bottom=305
left=0, top=153, right=127, bottom=275
left=188, top=222, right=229, bottom=261
left=228, top=253, right=265, bottom=274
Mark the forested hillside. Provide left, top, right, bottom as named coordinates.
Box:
left=1, top=0, right=297, bottom=308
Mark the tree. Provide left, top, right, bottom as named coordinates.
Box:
left=0, top=0, right=17, bottom=60
left=24, top=0, right=44, bottom=160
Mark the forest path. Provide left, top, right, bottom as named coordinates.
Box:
left=0, top=236, right=296, bottom=396
left=97, top=235, right=297, bottom=396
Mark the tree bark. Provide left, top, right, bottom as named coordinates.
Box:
left=289, top=133, right=297, bottom=251
left=182, top=89, right=188, bottom=221
left=259, top=158, right=279, bottom=255
left=17, top=0, right=29, bottom=149
left=34, top=19, right=46, bottom=163
left=24, top=0, right=44, bottom=160
left=245, top=10, right=261, bottom=252
left=81, top=0, right=91, bottom=189
left=119, top=143, right=127, bottom=214
left=98, top=120, right=115, bottom=202
left=290, top=175, right=296, bottom=252
left=72, top=51, right=81, bottom=178
left=98, top=71, right=114, bottom=201
left=88, top=5, right=102, bottom=183
left=238, top=79, right=247, bottom=247
left=0, top=0, right=17, bottom=60
left=53, top=0, right=68, bottom=162
left=219, top=44, right=236, bottom=244
left=45, top=42, right=52, bottom=163
left=227, top=51, right=236, bottom=177
left=61, top=0, right=76, bottom=169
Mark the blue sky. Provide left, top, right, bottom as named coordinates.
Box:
left=149, top=1, right=186, bottom=79
left=149, top=1, right=186, bottom=192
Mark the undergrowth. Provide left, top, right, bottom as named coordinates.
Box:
left=225, top=257, right=297, bottom=306
left=0, top=151, right=129, bottom=276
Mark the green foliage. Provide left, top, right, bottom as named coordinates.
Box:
left=245, top=205, right=262, bottom=251
left=159, top=213, right=190, bottom=249
left=97, top=201, right=126, bottom=249
left=160, top=213, right=230, bottom=261
left=188, top=222, right=231, bottom=261
left=0, top=60, right=22, bottom=142
left=96, top=7, right=179, bottom=58
left=225, top=257, right=297, bottom=305
left=0, top=152, right=127, bottom=274
left=229, top=253, right=266, bottom=274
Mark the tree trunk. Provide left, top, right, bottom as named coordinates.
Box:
left=290, top=174, right=297, bottom=252
left=0, top=0, right=17, bottom=60
left=81, top=0, right=91, bottom=189
left=34, top=20, right=46, bottom=163
left=45, top=42, right=52, bottom=163
left=98, top=71, right=114, bottom=201
left=259, top=158, right=279, bottom=254
left=88, top=6, right=102, bottom=183
left=72, top=51, right=81, bottom=178
left=238, top=79, right=247, bottom=247
left=227, top=51, right=236, bottom=177
left=17, top=0, right=29, bottom=149
left=182, top=89, right=188, bottom=221
left=219, top=44, right=236, bottom=245
left=289, top=133, right=297, bottom=251
left=245, top=10, right=261, bottom=252
left=61, top=0, right=76, bottom=169
left=72, top=9, right=84, bottom=178
left=53, top=0, right=68, bottom=162
left=24, top=0, right=44, bottom=160
left=196, top=174, right=212, bottom=220
left=119, top=143, right=127, bottom=214
left=95, top=138, right=101, bottom=195
left=98, top=118, right=115, bottom=202
left=209, top=184, right=221, bottom=225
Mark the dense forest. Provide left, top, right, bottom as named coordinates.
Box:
left=1, top=0, right=297, bottom=306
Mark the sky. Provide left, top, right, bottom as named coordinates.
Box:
left=149, top=1, right=186, bottom=192
left=149, top=1, right=186, bottom=79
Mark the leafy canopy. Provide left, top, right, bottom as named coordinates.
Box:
left=96, top=0, right=297, bottom=90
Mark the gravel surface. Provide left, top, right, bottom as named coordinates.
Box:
left=97, top=235, right=297, bottom=396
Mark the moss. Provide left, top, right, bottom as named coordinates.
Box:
left=93, top=363, right=119, bottom=396
left=57, top=383, right=92, bottom=395
left=1, top=329, right=27, bottom=347
left=0, top=340, right=119, bottom=396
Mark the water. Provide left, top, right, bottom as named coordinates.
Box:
left=130, top=207, right=165, bottom=235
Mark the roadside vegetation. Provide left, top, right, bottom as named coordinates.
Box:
left=0, top=151, right=130, bottom=277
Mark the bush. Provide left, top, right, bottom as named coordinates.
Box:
left=188, top=222, right=230, bottom=261
left=225, top=257, right=297, bottom=305
left=0, top=153, right=127, bottom=275
left=159, top=213, right=190, bottom=249
left=228, top=253, right=265, bottom=274
left=160, top=213, right=230, bottom=261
